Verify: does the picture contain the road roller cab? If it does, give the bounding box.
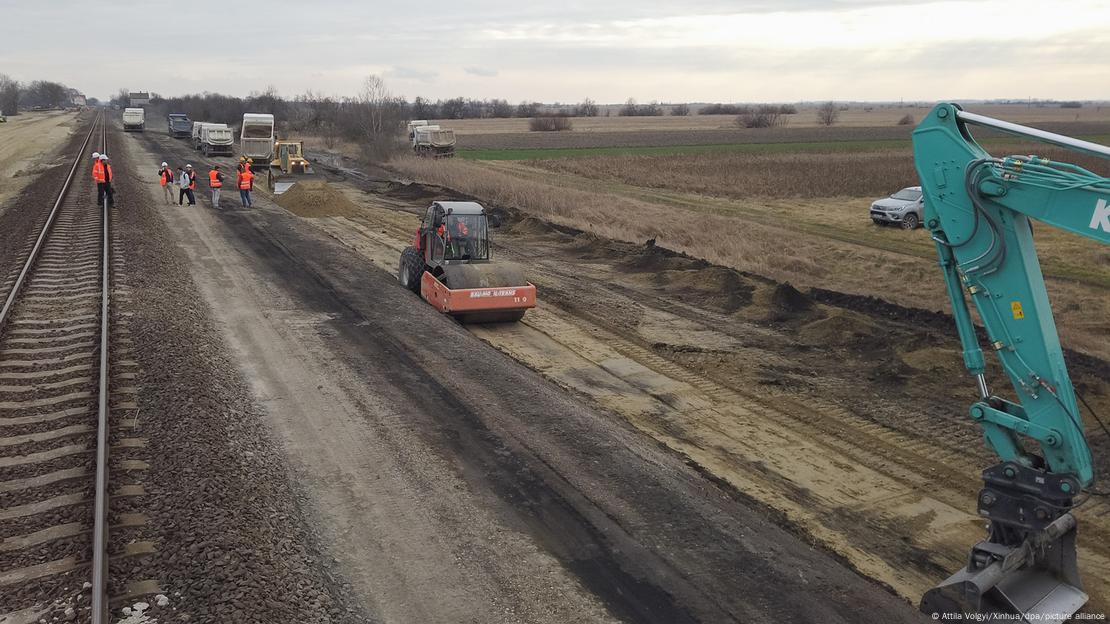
[398,201,535,323]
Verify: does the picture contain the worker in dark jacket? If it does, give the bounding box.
[178,166,196,205]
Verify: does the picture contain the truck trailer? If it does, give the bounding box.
[199,123,234,156]
[240,113,275,164]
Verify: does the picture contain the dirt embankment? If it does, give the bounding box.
[0,111,81,210]
[303,173,1110,610]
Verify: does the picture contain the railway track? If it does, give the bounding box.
[0,112,119,624]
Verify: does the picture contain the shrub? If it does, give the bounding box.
[671,103,690,116]
[817,101,839,126]
[529,115,573,131]
[1060,101,1083,109]
[897,114,915,126]
[736,105,786,128]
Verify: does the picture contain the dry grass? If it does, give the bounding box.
[530,142,1109,200]
[390,154,1110,360]
[535,149,916,199]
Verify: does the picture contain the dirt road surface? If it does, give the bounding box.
[127,122,928,622]
[0,111,80,211]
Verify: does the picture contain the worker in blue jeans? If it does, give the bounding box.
[237,167,254,207]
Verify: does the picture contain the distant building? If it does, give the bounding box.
[71,94,87,107]
[129,92,150,107]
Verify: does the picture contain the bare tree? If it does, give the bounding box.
[816,101,839,126]
[0,74,19,116]
[575,98,599,117]
[671,103,690,116]
[353,75,407,160]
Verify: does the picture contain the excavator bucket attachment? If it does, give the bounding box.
[921,514,1086,623]
[421,263,535,323]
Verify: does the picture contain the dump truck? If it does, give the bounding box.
[412,125,456,158]
[122,108,145,132]
[240,113,275,165]
[407,120,428,140]
[198,123,234,156]
[266,140,316,194]
[398,201,535,323]
[168,113,191,138]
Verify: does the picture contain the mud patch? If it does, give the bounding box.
[274,181,360,218]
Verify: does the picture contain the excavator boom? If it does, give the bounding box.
[913,104,1108,621]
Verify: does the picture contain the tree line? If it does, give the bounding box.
[0,74,87,116]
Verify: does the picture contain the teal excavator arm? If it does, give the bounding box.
[913,104,1110,621]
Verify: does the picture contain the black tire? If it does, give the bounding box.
[901,213,920,230]
[872,219,883,226]
[397,246,424,292]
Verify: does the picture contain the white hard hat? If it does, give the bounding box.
[99,154,109,161]
[186,164,193,169]
[91,151,100,159]
[161,161,168,167]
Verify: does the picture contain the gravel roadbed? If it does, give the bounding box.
[107,125,370,623]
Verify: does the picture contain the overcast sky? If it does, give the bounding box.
[1,0,1107,103]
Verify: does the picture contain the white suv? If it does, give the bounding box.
[870,186,924,229]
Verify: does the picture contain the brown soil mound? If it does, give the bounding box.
[663,266,754,314]
[771,283,814,314]
[508,216,554,236]
[624,241,708,273]
[797,312,882,348]
[383,180,442,202]
[274,181,359,218]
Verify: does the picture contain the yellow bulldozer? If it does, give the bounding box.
[266,139,316,194]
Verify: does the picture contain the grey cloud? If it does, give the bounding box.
[384,67,439,82]
[465,67,499,77]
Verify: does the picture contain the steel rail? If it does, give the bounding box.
[91,116,111,624]
[0,111,103,333]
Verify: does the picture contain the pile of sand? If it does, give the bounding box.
[273,181,360,218]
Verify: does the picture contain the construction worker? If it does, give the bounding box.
[91,151,104,204]
[237,165,254,207]
[178,165,196,205]
[157,162,174,205]
[446,217,474,258]
[208,165,224,209]
[96,154,114,207]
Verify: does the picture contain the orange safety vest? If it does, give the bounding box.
[187,171,197,190]
[238,170,254,190]
[92,161,104,183]
[208,170,222,188]
[159,168,172,186]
